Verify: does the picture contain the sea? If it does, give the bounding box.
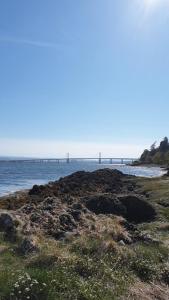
[0,159,165,196]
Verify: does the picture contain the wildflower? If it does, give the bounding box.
[25,273,31,280]
[25,287,30,292]
[42,283,47,287]
[51,279,56,283]
[33,279,38,284]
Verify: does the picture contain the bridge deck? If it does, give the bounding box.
[0,157,138,163]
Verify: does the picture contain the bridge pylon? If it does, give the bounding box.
[66,153,70,163]
[99,152,102,164]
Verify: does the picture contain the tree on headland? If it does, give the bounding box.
[159,137,169,152]
[139,137,169,165]
[140,149,150,163]
[150,142,157,156]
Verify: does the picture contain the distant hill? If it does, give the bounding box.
[138,137,169,165]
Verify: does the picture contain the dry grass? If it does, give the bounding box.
[124,281,169,300]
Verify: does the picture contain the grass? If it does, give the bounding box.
[0,230,133,299]
[0,231,169,299]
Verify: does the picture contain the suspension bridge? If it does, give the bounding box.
[0,153,138,164]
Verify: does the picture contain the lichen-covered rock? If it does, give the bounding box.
[59,213,77,231]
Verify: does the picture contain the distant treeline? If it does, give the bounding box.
[139,137,169,165]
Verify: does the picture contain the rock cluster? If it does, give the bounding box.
[0,169,157,248]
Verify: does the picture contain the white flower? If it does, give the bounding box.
[25,273,31,280]
[33,279,38,284]
[25,287,30,292]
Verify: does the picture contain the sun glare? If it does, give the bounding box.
[144,0,161,9]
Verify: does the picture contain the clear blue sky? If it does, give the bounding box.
[0,0,169,157]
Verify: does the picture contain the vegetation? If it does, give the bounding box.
[139,137,169,165]
[1,171,169,298]
[0,230,169,300]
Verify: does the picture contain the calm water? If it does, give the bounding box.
[0,160,165,196]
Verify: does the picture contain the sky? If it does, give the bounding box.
[0,0,169,158]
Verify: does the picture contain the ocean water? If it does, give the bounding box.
[0,160,165,196]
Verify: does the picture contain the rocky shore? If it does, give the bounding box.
[0,169,169,299]
[0,169,156,249]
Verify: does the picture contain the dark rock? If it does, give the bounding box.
[127,185,134,192]
[29,184,46,196]
[84,194,127,216]
[119,219,137,231]
[29,185,41,195]
[0,213,14,231]
[54,169,124,197]
[70,209,81,221]
[19,237,38,255]
[0,213,17,242]
[72,203,83,210]
[51,230,66,240]
[84,194,156,224]
[119,195,156,223]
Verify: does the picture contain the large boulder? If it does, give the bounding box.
[84,195,127,216]
[119,196,156,223]
[83,194,156,223]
